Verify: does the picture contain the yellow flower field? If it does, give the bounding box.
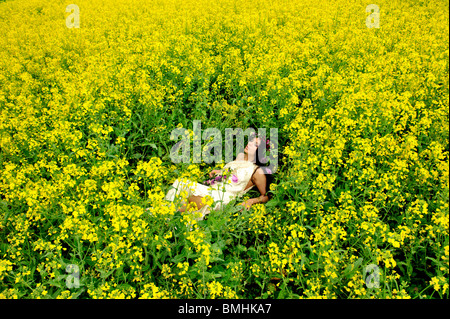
[0,0,448,299]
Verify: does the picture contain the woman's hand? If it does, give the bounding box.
[209,169,221,178]
[239,198,256,210]
[238,195,269,211]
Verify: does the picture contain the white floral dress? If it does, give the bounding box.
[164,160,259,220]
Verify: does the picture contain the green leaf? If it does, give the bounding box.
[277,289,287,299]
[204,272,222,280]
[353,257,364,269]
[48,279,64,289]
[141,142,157,149]
[71,288,86,298]
[265,200,279,207]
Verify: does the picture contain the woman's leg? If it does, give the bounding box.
[189,195,207,211]
[165,179,192,212]
[178,201,187,212]
[179,195,207,212]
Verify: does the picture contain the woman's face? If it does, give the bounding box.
[244,137,261,155]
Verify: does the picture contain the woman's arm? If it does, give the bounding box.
[209,169,222,177]
[241,167,269,209]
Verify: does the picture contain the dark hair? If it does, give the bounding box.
[254,141,275,200]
